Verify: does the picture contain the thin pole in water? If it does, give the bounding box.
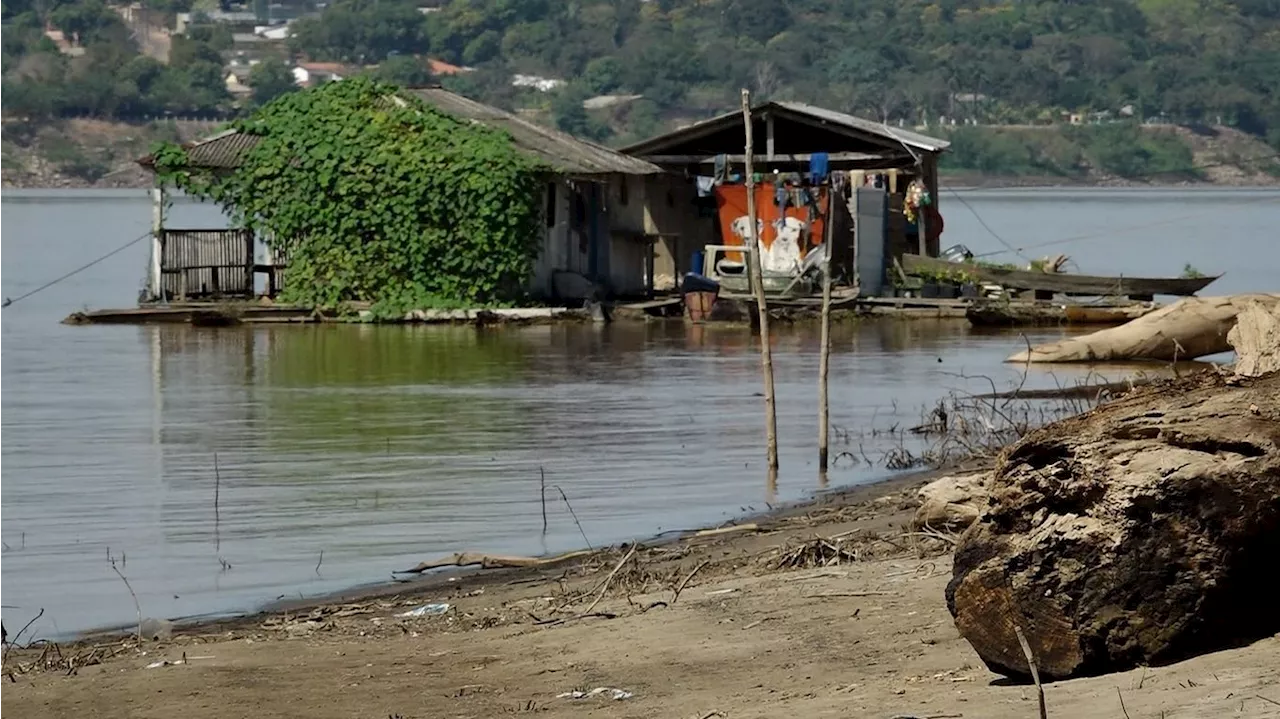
[740,89,779,472]
[818,184,835,473]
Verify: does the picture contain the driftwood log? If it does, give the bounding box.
[947,371,1280,679]
[396,550,596,575]
[1007,294,1280,363]
[1228,302,1280,377]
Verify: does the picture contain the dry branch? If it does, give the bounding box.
[396,550,596,575]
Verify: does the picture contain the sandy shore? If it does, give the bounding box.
[4,458,1279,719]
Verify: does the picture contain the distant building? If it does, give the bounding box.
[583,94,642,110]
[41,29,86,57]
[512,74,565,92]
[225,67,254,96]
[292,62,361,87]
[427,58,472,76]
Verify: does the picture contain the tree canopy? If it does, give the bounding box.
[2,0,1278,150]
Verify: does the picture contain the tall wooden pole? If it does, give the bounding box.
[817,185,835,472]
[150,185,165,302]
[741,89,778,472]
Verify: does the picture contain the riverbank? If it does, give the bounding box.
[5,446,1279,718]
[4,118,1279,189]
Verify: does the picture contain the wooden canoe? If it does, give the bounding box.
[902,254,1219,298]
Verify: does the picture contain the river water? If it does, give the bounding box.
[2,187,1276,638]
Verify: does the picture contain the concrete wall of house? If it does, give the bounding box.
[643,174,715,290]
[605,174,651,297]
[531,179,592,300]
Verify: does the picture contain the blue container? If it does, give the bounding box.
[690,250,705,276]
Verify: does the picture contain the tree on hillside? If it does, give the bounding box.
[289,0,429,63]
[373,54,434,87]
[249,58,298,106]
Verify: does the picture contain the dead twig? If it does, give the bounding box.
[539,467,548,536]
[396,549,595,575]
[541,545,637,627]
[804,591,891,598]
[1,609,43,666]
[1014,626,1047,719]
[671,560,710,604]
[692,523,760,539]
[1116,687,1131,719]
[554,485,592,551]
[533,611,617,626]
[109,560,142,642]
[1256,695,1280,707]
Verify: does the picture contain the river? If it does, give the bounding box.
[2,187,1276,638]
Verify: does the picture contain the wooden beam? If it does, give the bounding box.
[766,113,775,160]
[641,152,906,165]
[150,186,165,302]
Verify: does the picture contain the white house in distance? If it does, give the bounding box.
[291,62,357,87]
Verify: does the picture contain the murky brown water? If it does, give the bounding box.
[3,188,1275,638]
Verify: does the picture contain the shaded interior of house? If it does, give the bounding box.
[135,91,950,310]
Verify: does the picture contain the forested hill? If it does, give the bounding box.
[292,0,1280,147]
[3,0,1279,186]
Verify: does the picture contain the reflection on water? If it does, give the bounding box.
[3,319,1114,637]
[5,186,1276,638]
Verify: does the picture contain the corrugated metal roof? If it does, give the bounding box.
[621,101,950,157]
[771,101,950,153]
[408,88,661,175]
[137,89,661,176]
[137,128,261,169]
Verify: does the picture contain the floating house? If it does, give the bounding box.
[620,102,951,297]
[135,87,667,304]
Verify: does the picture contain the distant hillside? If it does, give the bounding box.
[4,117,1276,189]
[311,0,1280,150]
[0,118,221,188]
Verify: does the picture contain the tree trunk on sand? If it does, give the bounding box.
[1228,302,1280,377]
[947,371,1280,680]
[1007,294,1280,363]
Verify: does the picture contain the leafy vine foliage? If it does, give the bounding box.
[152,78,546,314]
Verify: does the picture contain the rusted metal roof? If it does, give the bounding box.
[622,101,950,158]
[408,88,661,175]
[772,101,950,153]
[137,89,661,177]
[137,129,260,170]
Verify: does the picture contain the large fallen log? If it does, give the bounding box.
[946,371,1280,680]
[1007,294,1280,363]
[1227,302,1280,377]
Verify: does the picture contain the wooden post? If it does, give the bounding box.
[765,113,775,160]
[917,174,929,257]
[817,184,835,472]
[150,186,165,302]
[741,89,779,472]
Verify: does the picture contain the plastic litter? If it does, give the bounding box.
[140,617,173,641]
[556,687,633,701]
[397,603,450,618]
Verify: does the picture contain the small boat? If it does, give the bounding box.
[680,273,721,323]
[902,254,1219,299]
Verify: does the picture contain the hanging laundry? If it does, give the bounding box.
[809,152,830,183]
[774,182,791,212]
[713,154,729,184]
[696,176,715,198]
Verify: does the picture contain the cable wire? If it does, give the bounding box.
[2,231,153,309]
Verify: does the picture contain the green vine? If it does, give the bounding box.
[151,78,547,317]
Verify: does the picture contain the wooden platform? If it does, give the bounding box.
[63,303,327,325]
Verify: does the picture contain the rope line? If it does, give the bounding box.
[2,232,152,309]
